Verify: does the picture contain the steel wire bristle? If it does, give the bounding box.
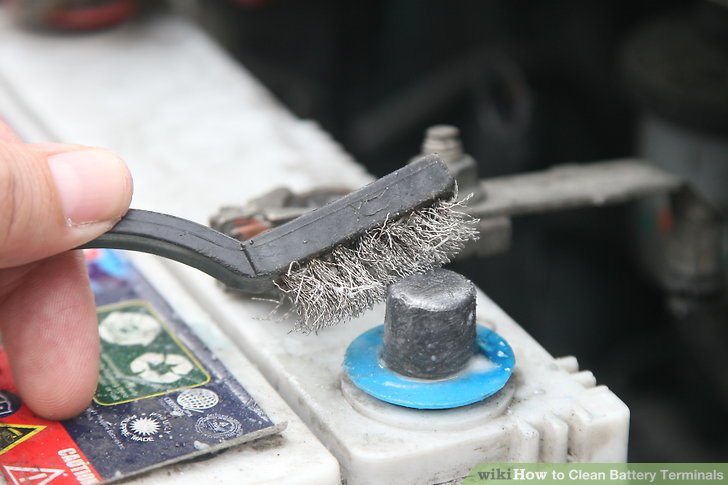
[275,195,479,333]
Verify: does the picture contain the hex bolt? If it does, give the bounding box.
[418,125,482,201]
[422,125,464,165]
[382,268,477,379]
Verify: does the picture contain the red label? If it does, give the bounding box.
[0,350,102,485]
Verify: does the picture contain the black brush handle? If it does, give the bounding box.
[243,155,455,276]
[80,209,268,292]
[81,156,454,294]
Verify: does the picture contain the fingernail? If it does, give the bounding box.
[48,149,133,226]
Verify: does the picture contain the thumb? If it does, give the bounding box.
[0,143,133,268]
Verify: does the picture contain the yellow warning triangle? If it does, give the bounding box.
[0,423,45,455]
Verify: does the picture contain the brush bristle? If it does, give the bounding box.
[274,195,479,333]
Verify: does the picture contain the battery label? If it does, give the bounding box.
[0,249,282,484]
[96,300,210,405]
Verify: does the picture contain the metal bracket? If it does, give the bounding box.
[470,159,682,218]
[465,159,683,257]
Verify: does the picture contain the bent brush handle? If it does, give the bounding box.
[79,209,267,293]
[80,155,455,295]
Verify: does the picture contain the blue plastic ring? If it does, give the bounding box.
[343,324,515,410]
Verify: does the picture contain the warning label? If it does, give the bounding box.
[57,449,99,485]
[0,424,44,455]
[3,465,65,485]
[0,349,102,485]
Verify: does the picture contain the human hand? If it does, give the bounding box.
[0,120,133,419]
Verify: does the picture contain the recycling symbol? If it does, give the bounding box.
[130,352,194,384]
[99,310,161,346]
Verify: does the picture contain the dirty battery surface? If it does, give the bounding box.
[0,249,282,484]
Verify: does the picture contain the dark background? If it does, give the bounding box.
[189,0,725,461]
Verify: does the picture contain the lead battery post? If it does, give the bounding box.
[344,268,515,410]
